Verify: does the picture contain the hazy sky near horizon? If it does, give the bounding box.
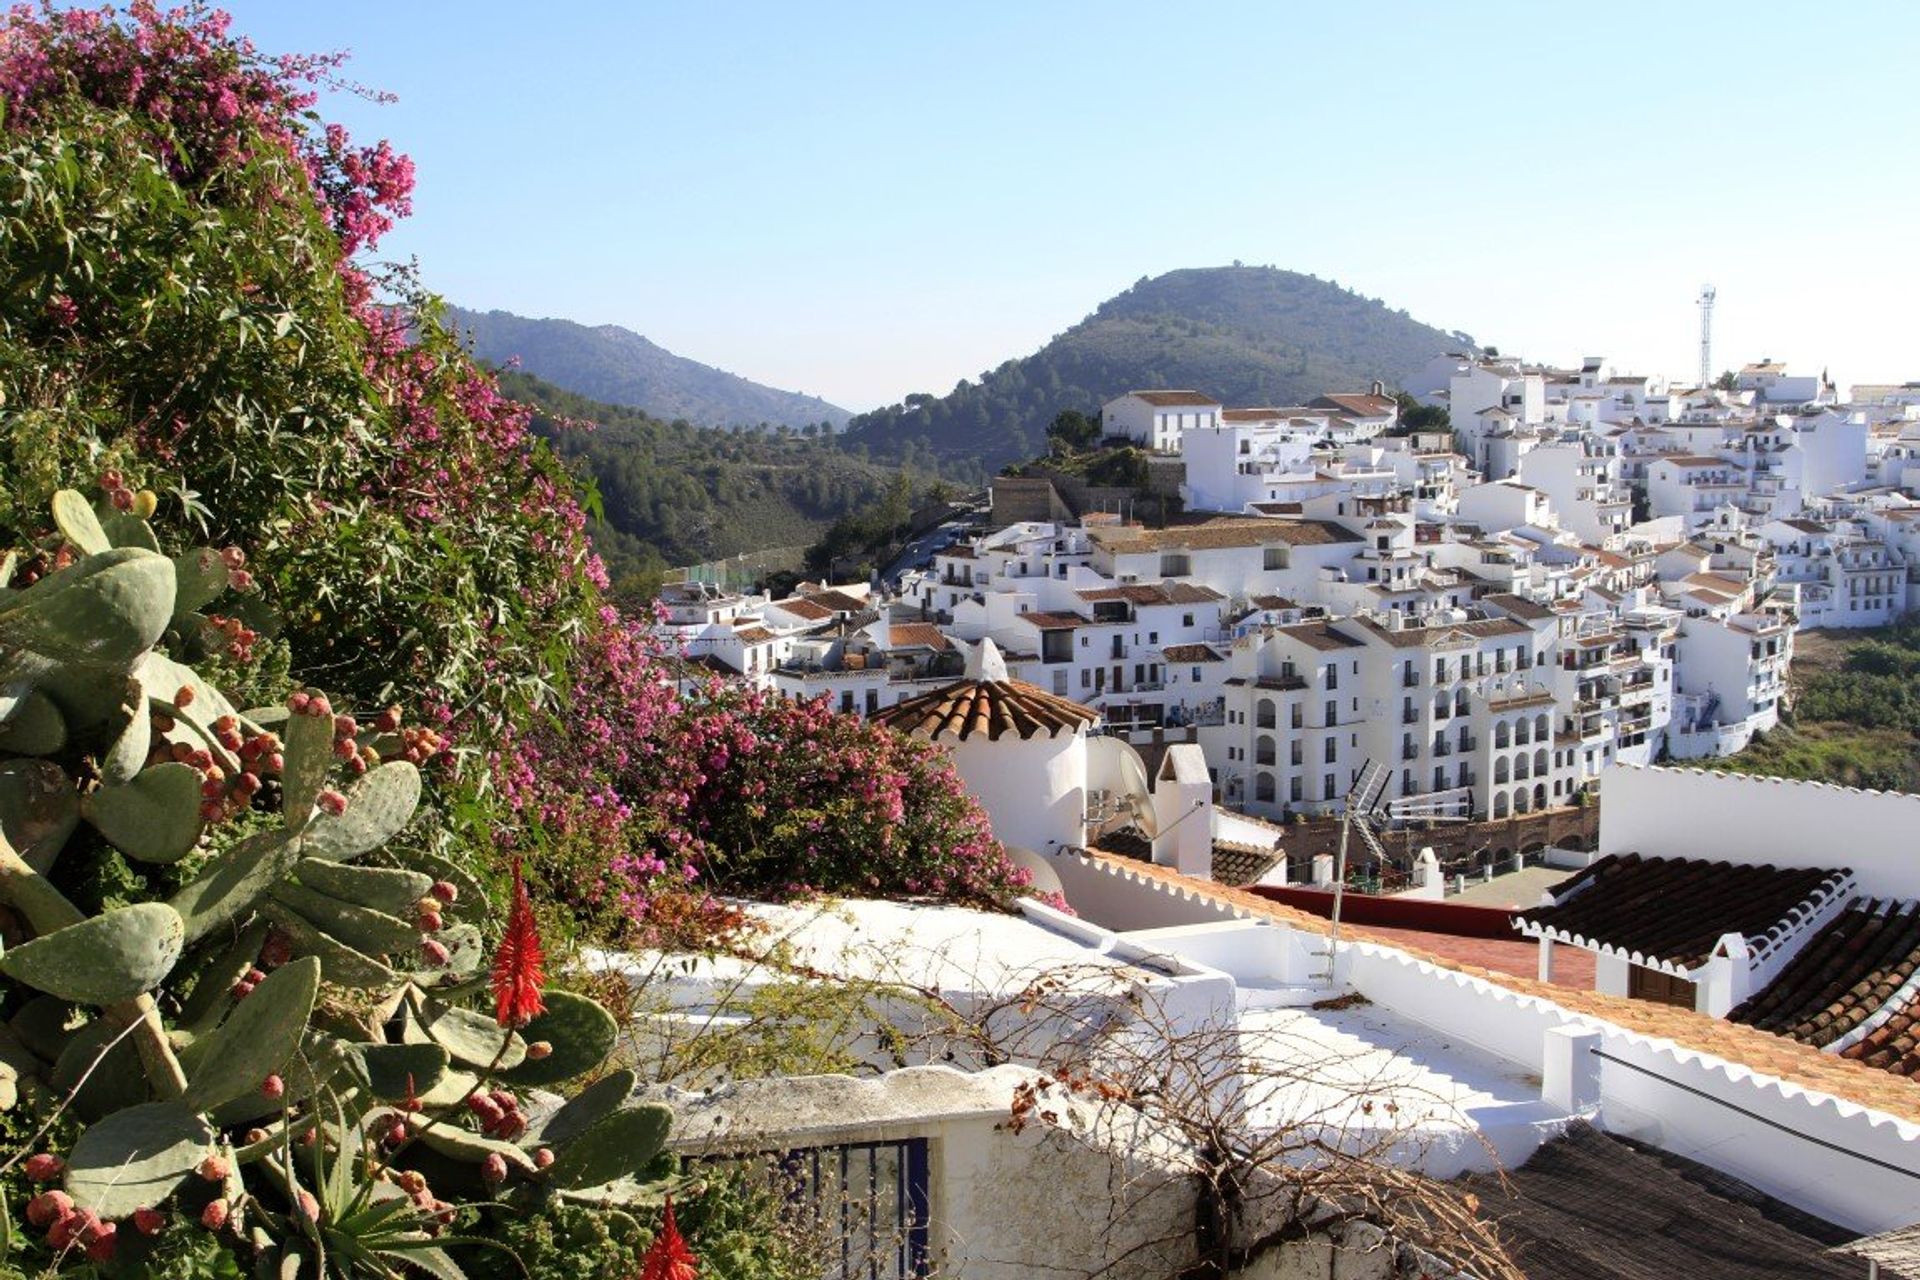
[224,2,1918,412]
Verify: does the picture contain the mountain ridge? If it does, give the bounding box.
[839,265,1475,480]
[447,305,851,431]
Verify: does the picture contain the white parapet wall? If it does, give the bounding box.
[1600,764,1920,899]
[1338,933,1920,1233]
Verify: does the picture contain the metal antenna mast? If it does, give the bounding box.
[1698,284,1717,389]
[1321,770,1473,983]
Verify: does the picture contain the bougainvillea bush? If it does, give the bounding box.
[0,0,1033,925]
[494,623,1032,940]
[0,0,604,742]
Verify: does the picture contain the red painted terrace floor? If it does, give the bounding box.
[1351,924,1597,991]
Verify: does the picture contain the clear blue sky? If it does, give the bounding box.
[223,1,1919,411]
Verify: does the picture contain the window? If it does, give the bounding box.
[1324,737,1338,764]
[1053,671,1069,696]
[1182,613,1194,628]
[1263,546,1289,571]
[1290,740,1303,766]
[1160,553,1191,576]
[1255,773,1275,803]
[1327,665,1339,690]
[1256,736,1276,766]
[1191,666,1202,681]
[1080,670,1091,689]
[1256,699,1276,729]
[1149,631,1159,644]
[1291,704,1304,730]
[1324,700,1336,725]
[840,692,855,714]
[1290,777,1303,802]
[1324,774,1337,801]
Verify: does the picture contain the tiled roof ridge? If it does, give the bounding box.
[1072,850,1920,1125]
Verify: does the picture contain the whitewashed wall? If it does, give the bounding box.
[1600,764,1920,899]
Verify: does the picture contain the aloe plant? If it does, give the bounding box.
[0,491,676,1275]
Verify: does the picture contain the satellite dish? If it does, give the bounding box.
[1087,734,1152,798]
[1085,735,1159,840]
[1002,845,1065,898]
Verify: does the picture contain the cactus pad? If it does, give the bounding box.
[64,1101,216,1218]
[84,761,205,863]
[181,957,320,1113]
[0,902,184,1004]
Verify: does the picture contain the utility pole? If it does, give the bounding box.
[1698,284,1717,389]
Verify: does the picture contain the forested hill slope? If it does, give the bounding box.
[840,265,1474,479]
[450,306,851,430]
[498,372,895,593]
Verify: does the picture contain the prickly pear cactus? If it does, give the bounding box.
[0,488,669,1274]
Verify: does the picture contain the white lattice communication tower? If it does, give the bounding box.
[1698,284,1716,389]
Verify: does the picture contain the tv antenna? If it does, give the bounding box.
[1321,763,1473,982]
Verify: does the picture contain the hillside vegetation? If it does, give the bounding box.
[1720,621,1920,792]
[840,265,1474,479]
[449,305,851,430]
[499,372,896,592]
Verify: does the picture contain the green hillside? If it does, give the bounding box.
[499,372,896,595]
[452,306,851,430]
[841,265,1474,479]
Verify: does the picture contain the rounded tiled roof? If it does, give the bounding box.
[873,677,1098,743]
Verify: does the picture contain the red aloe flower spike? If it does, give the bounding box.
[638,1195,698,1280]
[491,859,546,1028]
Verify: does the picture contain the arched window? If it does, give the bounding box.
[1494,721,1511,749]
[1514,718,1530,746]
[1493,792,1510,818]
[1454,689,1471,716]
[1256,698,1276,729]
[1534,748,1549,777]
[1515,787,1533,814]
[1534,783,1548,811]
[1256,735,1276,766]
[1255,772,1275,803]
[1494,757,1510,784]
[1515,755,1531,781]
[1534,713,1551,741]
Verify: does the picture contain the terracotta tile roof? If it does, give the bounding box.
[733,626,778,644]
[1127,390,1220,407]
[1731,898,1920,1049]
[1274,620,1365,652]
[872,678,1098,742]
[1159,644,1222,663]
[1310,392,1398,417]
[772,597,834,620]
[1845,989,1920,1078]
[1075,582,1224,606]
[1517,853,1851,971]
[1209,841,1282,887]
[1351,614,1534,649]
[1080,850,1920,1123]
[1091,518,1361,553]
[801,589,868,613]
[1015,611,1086,631]
[887,623,951,652]
[1482,592,1556,622]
